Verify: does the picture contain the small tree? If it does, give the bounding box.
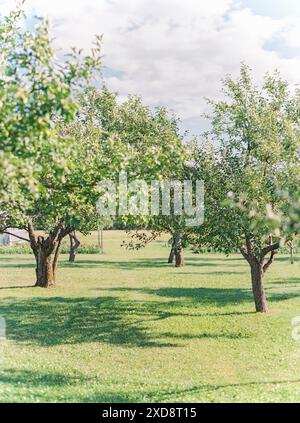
[192,65,300,312]
[122,216,188,267]
[68,231,81,262]
[95,88,188,266]
[0,7,101,215]
[0,7,106,287]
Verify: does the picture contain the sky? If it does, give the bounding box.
[1,0,300,135]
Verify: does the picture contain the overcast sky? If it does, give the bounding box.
[1,0,300,135]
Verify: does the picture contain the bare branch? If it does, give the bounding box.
[260,242,280,258]
[2,231,30,243]
[263,249,277,273]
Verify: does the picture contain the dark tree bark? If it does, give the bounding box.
[28,222,72,288]
[250,261,268,313]
[174,233,184,267]
[35,249,55,288]
[240,236,279,313]
[168,239,175,263]
[287,241,294,264]
[69,231,80,262]
[53,238,63,282]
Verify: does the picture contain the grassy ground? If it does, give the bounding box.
[0,230,300,403]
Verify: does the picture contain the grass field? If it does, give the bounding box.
[0,230,300,403]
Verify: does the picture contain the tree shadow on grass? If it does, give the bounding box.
[3,367,300,403]
[58,255,248,270]
[1,279,298,349]
[176,271,246,276]
[91,285,300,308]
[90,286,254,305]
[274,256,298,263]
[0,286,263,348]
[149,378,300,402]
[61,259,171,269]
[59,258,226,270]
[160,331,250,340]
[0,285,35,290]
[270,277,300,285]
[78,377,300,402]
[0,254,247,271]
[186,255,244,261]
[148,287,254,305]
[1,368,93,388]
[155,286,300,305]
[1,296,181,348]
[1,368,138,403]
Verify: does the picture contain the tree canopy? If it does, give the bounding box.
[190,65,300,311]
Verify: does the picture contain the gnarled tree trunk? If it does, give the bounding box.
[69,231,80,262]
[28,222,72,288]
[240,236,279,313]
[35,249,55,288]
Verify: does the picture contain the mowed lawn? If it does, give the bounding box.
[0,231,300,403]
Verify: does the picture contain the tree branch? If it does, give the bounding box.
[27,222,38,250]
[263,249,277,273]
[53,238,63,274]
[239,245,250,262]
[260,242,280,258]
[2,231,30,243]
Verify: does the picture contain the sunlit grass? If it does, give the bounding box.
[0,231,300,402]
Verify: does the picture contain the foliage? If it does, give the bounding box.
[192,65,300,256]
[0,7,101,228]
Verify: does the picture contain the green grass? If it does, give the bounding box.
[0,230,300,403]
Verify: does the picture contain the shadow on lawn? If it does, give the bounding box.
[153,286,300,304]
[3,367,300,403]
[146,378,300,402]
[1,295,181,348]
[176,271,246,276]
[0,287,262,348]
[1,368,92,387]
[58,258,227,269]
[1,368,136,402]
[0,254,247,271]
[270,277,300,285]
[0,285,34,289]
[91,285,300,305]
[2,285,297,349]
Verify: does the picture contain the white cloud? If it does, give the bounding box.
[1,0,300,131]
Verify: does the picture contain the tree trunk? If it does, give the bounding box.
[250,261,268,313]
[287,241,294,264]
[35,251,55,288]
[174,233,184,267]
[168,240,175,263]
[27,222,73,288]
[52,238,62,283]
[69,231,80,262]
[240,237,279,313]
[175,249,184,267]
